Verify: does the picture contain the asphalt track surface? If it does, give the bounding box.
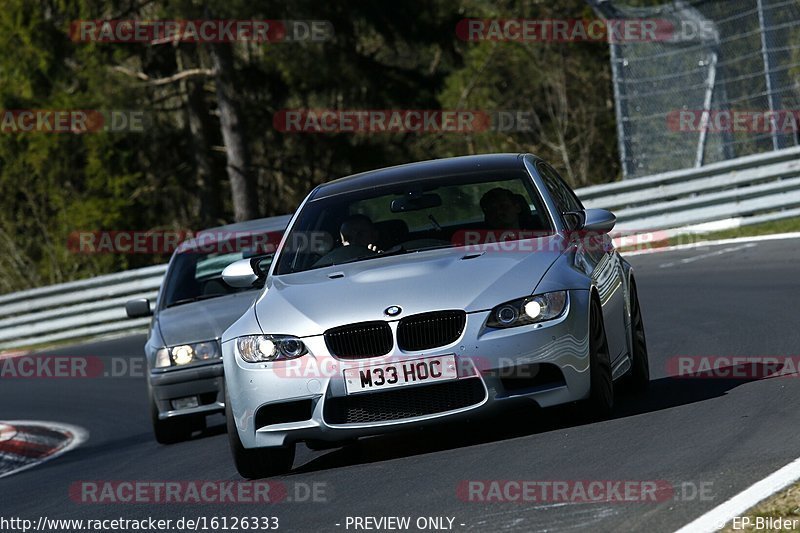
[2,238,800,532]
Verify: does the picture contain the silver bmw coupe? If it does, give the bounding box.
[221,154,649,478]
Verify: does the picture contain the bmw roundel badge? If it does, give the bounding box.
[384,305,402,317]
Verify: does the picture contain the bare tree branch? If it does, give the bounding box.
[110,66,215,86]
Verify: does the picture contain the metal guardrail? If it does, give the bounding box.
[577,146,800,233]
[2,146,799,350]
[0,264,165,350]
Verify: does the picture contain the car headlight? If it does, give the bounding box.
[236,335,308,363]
[487,291,568,328]
[154,340,221,368]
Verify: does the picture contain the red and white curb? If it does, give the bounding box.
[0,420,88,479]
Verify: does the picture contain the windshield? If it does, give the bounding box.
[274,170,553,275]
[160,243,277,309]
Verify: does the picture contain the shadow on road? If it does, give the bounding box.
[290,362,775,475]
[612,363,781,418]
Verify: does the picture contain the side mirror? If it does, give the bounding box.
[222,258,261,288]
[581,209,616,234]
[125,298,152,318]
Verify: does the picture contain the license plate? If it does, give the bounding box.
[343,355,458,394]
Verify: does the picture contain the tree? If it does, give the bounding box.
[0,0,621,292]
[210,42,258,221]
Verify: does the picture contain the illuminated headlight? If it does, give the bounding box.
[154,340,221,368]
[487,291,568,328]
[172,345,194,365]
[236,335,308,363]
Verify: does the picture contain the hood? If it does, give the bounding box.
[156,290,260,346]
[255,236,567,337]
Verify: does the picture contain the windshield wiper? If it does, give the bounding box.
[165,294,223,308]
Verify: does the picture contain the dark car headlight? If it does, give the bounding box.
[236,335,308,363]
[155,340,221,368]
[487,291,568,328]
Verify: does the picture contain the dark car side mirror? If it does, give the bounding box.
[581,208,616,234]
[125,298,152,318]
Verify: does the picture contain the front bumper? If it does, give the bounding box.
[224,289,591,448]
[149,362,225,420]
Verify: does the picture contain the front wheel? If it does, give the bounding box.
[226,391,295,479]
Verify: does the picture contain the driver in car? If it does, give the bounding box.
[480,187,524,230]
[340,214,382,253]
[313,214,383,267]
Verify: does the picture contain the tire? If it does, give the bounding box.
[226,391,295,479]
[585,296,614,419]
[150,394,193,444]
[625,278,650,393]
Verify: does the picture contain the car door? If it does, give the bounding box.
[536,162,628,367]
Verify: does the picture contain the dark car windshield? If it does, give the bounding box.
[160,243,276,309]
[274,170,553,275]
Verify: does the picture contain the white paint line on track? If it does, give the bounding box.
[675,455,800,533]
[0,420,88,480]
[659,243,758,269]
[623,231,800,257]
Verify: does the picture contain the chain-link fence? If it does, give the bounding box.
[591,0,800,179]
